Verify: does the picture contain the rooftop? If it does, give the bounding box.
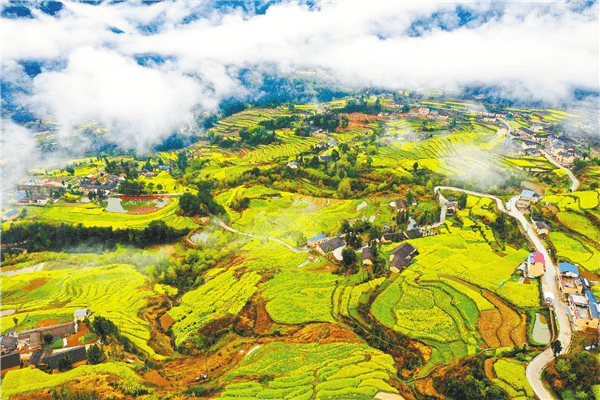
[308,234,326,242]
[559,262,579,276]
[318,237,345,253]
[520,190,538,199]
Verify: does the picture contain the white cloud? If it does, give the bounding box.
[1,0,598,170]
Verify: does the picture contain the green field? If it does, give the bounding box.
[1,264,159,357]
[168,267,262,346]
[23,196,198,230]
[492,359,535,399]
[1,362,140,400]
[556,211,600,245]
[383,231,537,308]
[219,342,398,400]
[548,232,600,272]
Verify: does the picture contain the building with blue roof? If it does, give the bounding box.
[307,234,328,248]
[2,209,19,220]
[559,262,579,276]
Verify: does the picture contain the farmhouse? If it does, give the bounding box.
[556,152,575,164]
[568,290,600,332]
[286,161,299,169]
[17,322,75,349]
[327,140,338,148]
[318,155,333,162]
[389,243,417,273]
[482,116,496,122]
[2,209,20,221]
[526,252,545,278]
[74,309,91,322]
[0,335,18,354]
[317,237,345,255]
[446,201,458,216]
[396,198,408,211]
[47,345,87,372]
[381,233,403,243]
[362,247,374,266]
[533,220,552,238]
[158,165,171,171]
[0,353,21,377]
[307,234,327,248]
[550,142,567,156]
[517,190,539,209]
[558,262,584,296]
[520,140,538,151]
[516,127,535,137]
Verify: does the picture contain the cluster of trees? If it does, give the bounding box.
[147,244,233,290]
[308,113,346,132]
[2,220,189,254]
[336,98,384,115]
[239,127,277,146]
[438,354,508,400]
[546,351,600,400]
[118,179,146,196]
[340,219,372,234]
[258,115,299,130]
[179,186,227,217]
[340,248,359,274]
[491,213,525,246]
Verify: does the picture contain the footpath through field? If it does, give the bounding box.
[434,185,572,400]
[217,221,307,253]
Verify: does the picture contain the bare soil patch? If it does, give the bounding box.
[36,318,60,328]
[144,370,171,386]
[22,277,50,292]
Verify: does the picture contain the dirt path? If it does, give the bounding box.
[1,262,45,276]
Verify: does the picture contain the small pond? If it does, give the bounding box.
[100,197,167,213]
[532,313,551,344]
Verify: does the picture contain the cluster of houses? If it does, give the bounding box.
[558,263,599,332]
[407,107,449,122]
[514,128,584,164]
[0,309,91,377]
[306,231,419,274]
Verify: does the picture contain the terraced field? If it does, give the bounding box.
[218,342,400,400]
[209,108,292,137]
[0,264,158,357]
[168,267,263,346]
[1,362,141,400]
[383,231,537,308]
[25,196,198,230]
[491,359,535,400]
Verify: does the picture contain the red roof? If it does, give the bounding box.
[533,252,545,264]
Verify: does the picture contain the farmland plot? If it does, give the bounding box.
[1,264,158,357]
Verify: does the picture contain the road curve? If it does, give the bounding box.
[218,221,307,253]
[540,150,580,192]
[435,187,572,399]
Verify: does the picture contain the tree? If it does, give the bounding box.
[413,162,419,172]
[458,193,468,209]
[341,248,357,272]
[43,333,54,344]
[58,352,72,372]
[157,183,163,191]
[86,344,104,365]
[92,316,117,343]
[337,178,352,199]
[551,339,562,359]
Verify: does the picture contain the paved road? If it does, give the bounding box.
[540,150,580,192]
[218,221,306,253]
[435,186,572,399]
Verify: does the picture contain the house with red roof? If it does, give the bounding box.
[526,252,545,278]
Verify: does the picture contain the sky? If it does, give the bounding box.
[1,0,599,186]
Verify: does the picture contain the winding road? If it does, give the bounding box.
[218,221,307,253]
[435,169,578,400]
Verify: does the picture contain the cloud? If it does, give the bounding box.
[1,0,598,173]
[26,46,213,151]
